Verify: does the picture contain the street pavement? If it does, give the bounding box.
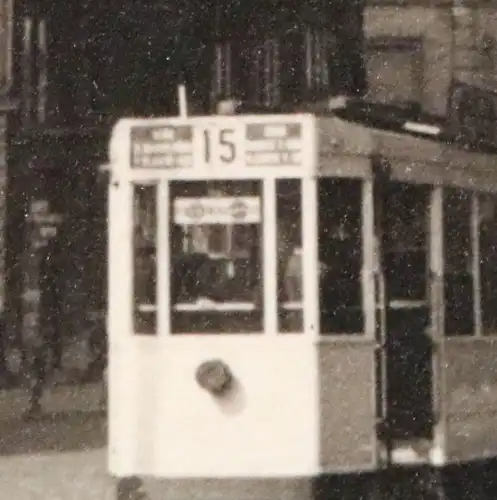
[0,382,114,499]
[0,448,113,500]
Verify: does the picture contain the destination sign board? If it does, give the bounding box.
[130,125,193,168]
[245,122,302,167]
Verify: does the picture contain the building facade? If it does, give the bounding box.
[363,0,497,117]
[0,0,496,384]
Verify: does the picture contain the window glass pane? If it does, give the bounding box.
[383,184,428,303]
[133,183,157,335]
[479,193,497,335]
[276,179,303,333]
[318,179,363,334]
[443,189,474,336]
[170,180,263,334]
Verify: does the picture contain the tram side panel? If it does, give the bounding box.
[444,340,497,463]
[318,341,378,471]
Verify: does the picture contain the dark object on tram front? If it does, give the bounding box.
[195,359,233,396]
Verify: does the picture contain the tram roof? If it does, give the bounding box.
[316,100,497,191]
[318,114,496,166]
[110,99,497,190]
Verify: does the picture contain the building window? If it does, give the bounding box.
[365,37,422,108]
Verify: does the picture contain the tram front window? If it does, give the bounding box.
[318,179,363,335]
[169,180,263,334]
[276,179,303,332]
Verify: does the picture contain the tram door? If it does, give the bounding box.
[376,182,435,446]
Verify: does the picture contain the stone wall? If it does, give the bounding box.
[364,1,497,115]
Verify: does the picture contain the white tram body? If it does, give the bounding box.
[108,114,321,481]
[107,111,497,499]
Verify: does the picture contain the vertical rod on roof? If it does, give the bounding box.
[178,84,187,117]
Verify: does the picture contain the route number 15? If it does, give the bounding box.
[203,128,237,165]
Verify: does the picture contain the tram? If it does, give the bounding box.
[107,101,497,499]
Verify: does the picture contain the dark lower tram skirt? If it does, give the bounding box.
[114,459,497,500]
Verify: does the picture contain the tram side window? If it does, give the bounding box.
[169,180,263,334]
[318,179,363,335]
[479,193,497,335]
[276,179,303,333]
[443,189,474,336]
[133,184,157,335]
[383,183,428,303]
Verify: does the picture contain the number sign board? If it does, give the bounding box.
[129,117,305,169]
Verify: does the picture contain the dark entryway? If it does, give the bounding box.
[5,128,108,385]
[376,182,435,442]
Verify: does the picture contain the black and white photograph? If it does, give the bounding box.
[1,0,497,498]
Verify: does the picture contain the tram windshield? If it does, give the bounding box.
[169,180,263,334]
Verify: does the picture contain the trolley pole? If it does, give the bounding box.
[178,84,188,118]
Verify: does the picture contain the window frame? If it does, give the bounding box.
[441,188,482,338]
[167,179,265,335]
[476,192,497,337]
[151,176,321,337]
[132,181,158,336]
[275,178,304,333]
[316,177,368,337]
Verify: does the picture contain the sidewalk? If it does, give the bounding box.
[0,382,106,421]
[0,400,112,499]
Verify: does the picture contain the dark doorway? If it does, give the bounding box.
[378,182,434,441]
[6,129,108,385]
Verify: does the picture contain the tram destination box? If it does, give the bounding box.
[127,117,308,170]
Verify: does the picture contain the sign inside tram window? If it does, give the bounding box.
[174,196,261,225]
[130,124,193,168]
[245,122,302,167]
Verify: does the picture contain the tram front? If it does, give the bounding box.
[107,114,321,497]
